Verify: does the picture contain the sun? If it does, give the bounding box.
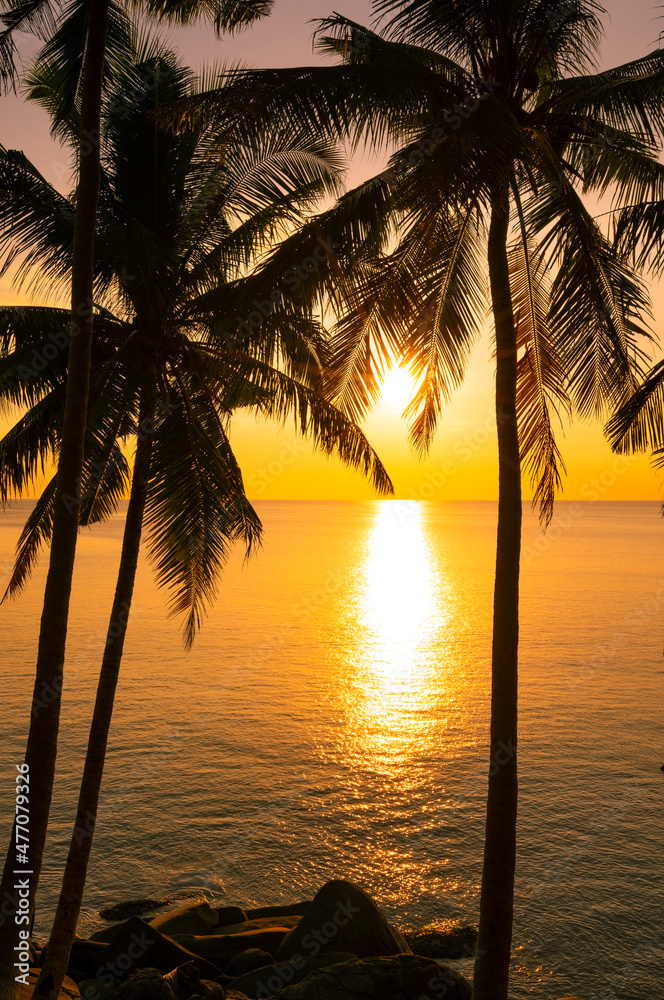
[379,364,418,413]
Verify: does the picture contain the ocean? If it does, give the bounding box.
[0,500,662,999]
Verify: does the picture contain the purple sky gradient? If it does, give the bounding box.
[2,0,663,191]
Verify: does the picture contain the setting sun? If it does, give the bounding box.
[379,364,419,414]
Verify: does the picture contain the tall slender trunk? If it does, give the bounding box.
[0,8,109,994]
[472,184,521,1000]
[35,426,151,1000]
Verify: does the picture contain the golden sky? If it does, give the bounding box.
[2,0,664,501]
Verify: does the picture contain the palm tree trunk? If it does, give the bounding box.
[0,5,109,998]
[472,184,521,1000]
[35,426,150,1000]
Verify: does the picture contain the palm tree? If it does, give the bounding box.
[188,3,664,994]
[0,2,275,994]
[0,37,391,1000]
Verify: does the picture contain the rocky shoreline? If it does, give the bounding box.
[24,880,580,1000]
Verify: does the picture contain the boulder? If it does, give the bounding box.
[216,908,247,927]
[112,968,229,1000]
[151,902,219,938]
[212,918,300,937]
[173,929,290,970]
[229,953,356,999]
[29,942,43,966]
[63,941,110,979]
[245,904,311,921]
[116,968,175,1000]
[78,979,117,1000]
[224,950,274,978]
[404,922,477,959]
[78,917,220,988]
[276,881,410,963]
[163,960,223,1000]
[274,955,471,1000]
[90,926,123,944]
[100,901,171,922]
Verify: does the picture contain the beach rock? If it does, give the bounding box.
[245,904,311,921]
[90,926,125,944]
[211,918,300,937]
[29,942,43,966]
[273,955,471,1000]
[163,960,222,1000]
[151,902,219,938]
[276,880,410,963]
[229,953,356,998]
[77,979,117,1000]
[215,908,247,927]
[19,971,80,1000]
[404,922,478,959]
[224,950,274,978]
[173,930,290,969]
[100,901,171,922]
[116,969,175,1000]
[63,940,110,979]
[83,917,220,986]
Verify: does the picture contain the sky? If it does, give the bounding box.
[2,0,664,501]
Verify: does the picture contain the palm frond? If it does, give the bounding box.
[614,199,664,276]
[510,192,570,524]
[0,145,75,296]
[403,201,487,453]
[527,158,652,417]
[0,0,59,91]
[143,375,261,649]
[199,348,394,496]
[2,439,129,599]
[606,359,664,456]
[139,0,274,32]
[540,48,664,143]
[2,474,57,599]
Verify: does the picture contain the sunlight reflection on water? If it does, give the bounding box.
[331,501,469,778]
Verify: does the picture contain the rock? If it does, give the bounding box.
[212,919,300,938]
[18,971,80,1000]
[215,908,247,927]
[78,979,118,1000]
[224,951,274,978]
[276,880,410,964]
[75,917,220,988]
[30,942,44,966]
[173,930,289,970]
[229,953,356,999]
[64,940,111,979]
[163,961,221,1000]
[151,902,220,938]
[245,905,311,921]
[404,922,478,959]
[90,926,124,944]
[274,955,471,1000]
[100,901,171,922]
[116,969,175,1000]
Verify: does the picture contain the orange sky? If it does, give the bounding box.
[2,0,664,501]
